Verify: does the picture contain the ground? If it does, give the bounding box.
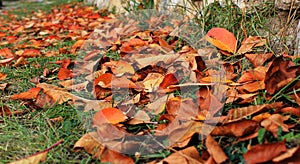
[0,0,300,163]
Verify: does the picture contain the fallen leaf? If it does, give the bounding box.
[264,56,299,95]
[245,53,273,68]
[128,110,151,125]
[243,140,287,164]
[211,119,258,137]
[73,132,105,158]
[279,107,300,116]
[205,28,237,55]
[10,87,41,100]
[159,73,179,89]
[57,68,72,80]
[37,83,77,104]
[161,146,204,164]
[225,102,283,123]
[10,139,63,164]
[0,72,7,80]
[109,60,135,75]
[261,114,290,137]
[21,49,41,58]
[206,135,229,163]
[273,146,300,163]
[93,107,127,125]
[135,54,179,68]
[237,36,267,54]
[0,48,14,58]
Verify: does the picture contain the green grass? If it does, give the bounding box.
[0,54,96,162]
[2,0,83,18]
[0,1,95,162]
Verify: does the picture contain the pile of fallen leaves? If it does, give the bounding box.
[1,2,300,164]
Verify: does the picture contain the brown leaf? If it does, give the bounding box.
[211,120,258,137]
[205,135,229,163]
[10,139,63,164]
[108,60,135,75]
[205,28,237,55]
[0,83,8,91]
[237,36,267,54]
[264,57,299,95]
[73,132,105,158]
[279,107,300,116]
[273,146,300,163]
[135,54,179,68]
[245,53,273,68]
[243,140,287,164]
[161,146,205,164]
[225,102,283,123]
[36,83,77,104]
[237,80,265,93]
[128,110,151,125]
[71,39,85,54]
[237,66,266,83]
[169,121,214,148]
[261,114,290,137]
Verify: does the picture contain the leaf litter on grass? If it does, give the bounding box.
[2,1,300,163]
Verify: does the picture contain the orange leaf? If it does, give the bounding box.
[205,28,237,55]
[57,68,72,80]
[0,72,7,80]
[94,73,113,88]
[101,148,134,164]
[0,32,5,37]
[71,40,85,54]
[0,48,14,58]
[21,49,41,58]
[243,140,287,164]
[93,107,127,125]
[10,87,41,100]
